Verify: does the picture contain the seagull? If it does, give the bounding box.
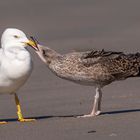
[33,40,140,118]
[0,28,38,124]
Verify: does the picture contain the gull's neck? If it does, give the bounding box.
[2,45,30,60]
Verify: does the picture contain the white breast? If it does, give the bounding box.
[0,49,33,94]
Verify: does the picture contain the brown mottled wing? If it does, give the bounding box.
[102,55,140,80]
[83,49,123,59]
[82,50,140,80]
[81,49,123,67]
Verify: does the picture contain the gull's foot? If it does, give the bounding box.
[95,110,101,116]
[0,121,7,124]
[19,118,36,122]
[77,114,96,118]
[77,111,101,118]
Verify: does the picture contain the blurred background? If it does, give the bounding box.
[1,0,140,139]
[1,0,140,53]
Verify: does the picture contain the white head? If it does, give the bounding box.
[1,28,38,50]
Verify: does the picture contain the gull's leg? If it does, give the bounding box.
[78,87,102,118]
[95,88,102,116]
[0,122,7,124]
[14,93,35,122]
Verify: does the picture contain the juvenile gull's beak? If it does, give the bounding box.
[25,37,39,51]
[35,44,47,63]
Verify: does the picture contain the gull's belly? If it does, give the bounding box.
[0,57,33,94]
[51,65,111,87]
[0,74,30,94]
[59,74,100,86]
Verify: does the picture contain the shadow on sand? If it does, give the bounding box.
[101,108,140,115]
[0,108,140,123]
[0,115,75,123]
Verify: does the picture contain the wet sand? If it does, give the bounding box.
[0,0,140,139]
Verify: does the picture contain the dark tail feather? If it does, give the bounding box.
[127,52,140,59]
[136,67,140,77]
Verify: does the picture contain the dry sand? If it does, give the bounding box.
[0,0,140,139]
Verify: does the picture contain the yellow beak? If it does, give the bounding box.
[26,40,39,51]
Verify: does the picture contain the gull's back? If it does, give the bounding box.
[49,50,140,87]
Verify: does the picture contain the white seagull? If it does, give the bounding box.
[0,28,38,124]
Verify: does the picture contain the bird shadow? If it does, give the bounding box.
[0,109,140,123]
[101,108,140,115]
[0,115,76,123]
[73,108,140,117]
[0,116,53,123]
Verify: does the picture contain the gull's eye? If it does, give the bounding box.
[14,35,20,39]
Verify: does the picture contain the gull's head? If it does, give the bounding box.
[1,28,38,50]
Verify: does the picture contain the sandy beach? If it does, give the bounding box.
[0,0,140,139]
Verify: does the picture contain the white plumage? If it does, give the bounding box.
[0,28,37,124]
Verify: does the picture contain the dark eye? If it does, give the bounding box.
[14,35,19,38]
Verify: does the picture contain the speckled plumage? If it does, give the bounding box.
[35,44,140,117]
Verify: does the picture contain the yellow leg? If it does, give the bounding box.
[0,121,7,124]
[14,94,35,122]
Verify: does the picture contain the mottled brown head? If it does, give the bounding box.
[31,37,61,64]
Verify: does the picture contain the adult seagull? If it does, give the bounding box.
[0,28,38,124]
[34,41,140,118]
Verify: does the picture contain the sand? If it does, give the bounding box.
[0,0,140,139]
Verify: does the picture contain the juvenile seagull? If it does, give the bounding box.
[0,28,38,124]
[34,41,140,118]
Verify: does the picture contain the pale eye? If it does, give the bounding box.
[14,35,20,39]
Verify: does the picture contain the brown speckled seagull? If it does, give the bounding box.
[33,39,140,117]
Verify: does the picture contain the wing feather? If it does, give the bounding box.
[81,49,140,80]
